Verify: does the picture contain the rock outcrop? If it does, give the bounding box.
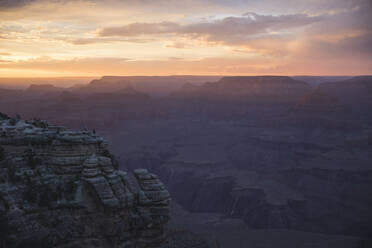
[0,116,170,248]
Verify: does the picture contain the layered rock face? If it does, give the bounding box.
[0,116,170,248]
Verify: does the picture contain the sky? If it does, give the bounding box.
[0,0,371,77]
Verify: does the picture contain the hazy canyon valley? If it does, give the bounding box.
[1,75,372,248]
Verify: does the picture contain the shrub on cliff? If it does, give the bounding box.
[0,112,9,120]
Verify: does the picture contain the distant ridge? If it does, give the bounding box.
[317,76,372,114]
[78,75,222,96]
[26,84,65,94]
[173,76,312,103]
[292,76,352,87]
[0,77,95,89]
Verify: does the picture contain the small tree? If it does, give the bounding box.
[0,112,9,120]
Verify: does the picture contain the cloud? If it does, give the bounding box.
[0,0,36,9]
[0,56,131,75]
[1,0,370,18]
[0,0,237,13]
[0,52,11,55]
[97,12,325,57]
[0,0,71,9]
[62,37,154,45]
[297,32,372,60]
[168,57,184,60]
[0,24,28,34]
[99,22,180,37]
[0,0,371,76]
[98,13,324,43]
[1,54,370,77]
[166,42,190,49]
[0,56,276,76]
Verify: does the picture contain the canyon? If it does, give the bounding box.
[0,75,371,247]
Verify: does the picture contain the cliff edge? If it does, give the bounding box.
[0,115,170,248]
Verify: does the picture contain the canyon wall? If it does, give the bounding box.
[0,115,171,248]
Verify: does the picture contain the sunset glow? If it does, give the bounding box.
[0,0,371,77]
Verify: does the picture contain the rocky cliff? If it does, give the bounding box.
[0,115,171,248]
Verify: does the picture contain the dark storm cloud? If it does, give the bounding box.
[0,0,72,9]
[0,0,36,8]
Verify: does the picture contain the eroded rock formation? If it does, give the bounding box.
[0,116,170,248]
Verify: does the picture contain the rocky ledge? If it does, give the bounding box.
[0,115,170,248]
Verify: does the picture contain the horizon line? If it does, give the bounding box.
[0,74,369,79]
